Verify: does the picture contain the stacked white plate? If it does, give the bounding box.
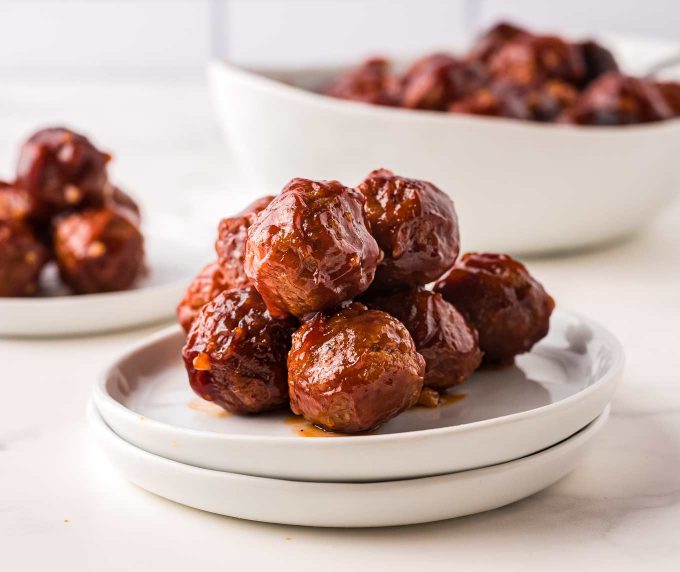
[90,308,623,527]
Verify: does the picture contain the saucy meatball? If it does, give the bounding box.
[435,253,554,365]
[449,84,532,120]
[400,54,487,111]
[364,288,481,389]
[16,127,111,214]
[577,40,619,87]
[468,22,531,64]
[0,182,44,223]
[358,169,459,292]
[53,208,144,294]
[0,221,48,297]
[562,72,673,125]
[526,80,579,122]
[325,58,398,106]
[656,81,680,117]
[182,286,297,414]
[288,302,425,433]
[488,35,586,87]
[245,178,380,318]
[177,262,233,333]
[96,185,142,226]
[214,195,274,287]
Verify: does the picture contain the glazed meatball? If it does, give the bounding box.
[449,84,532,120]
[0,221,48,297]
[488,35,586,87]
[16,127,111,214]
[358,169,459,292]
[325,58,399,106]
[435,253,554,365]
[562,73,673,125]
[98,185,142,226]
[182,286,297,414]
[399,54,487,110]
[656,81,680,117]
[364,288,481,389]
[288,302,425,433]
[245,178,380,318]
[468,22,531,64]
[177,262,233,333]
[53,208,144,294]
[577,40,619,87]
[214,195,274,287]
[525,80,579,122]
[0,182,44,223]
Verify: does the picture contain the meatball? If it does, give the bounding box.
[245,178,380,318]
[488,35,586,87]
[399,54,487,110]
[526,80,579,122]
[0,221,48,297]
[182,286,297,414]
[98,185,142,226]
[577,40,619,87]
[325,58,399,106]
[177,262,234,333]
[358,169,459,292]
[53,208,144,294]
[435,253,554,365]
[16,127,111,214]
[364,288,482,389]
[656,81,680,117]
[468,22,531,64]
[288,302,425,433]
[0,182,44,223]
[562,72,673,125]
[449,84,532,120]
[214,195,274,287]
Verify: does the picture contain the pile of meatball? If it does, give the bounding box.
[0,128,144,297]
[179,169,555,433]
[325,22,680,125]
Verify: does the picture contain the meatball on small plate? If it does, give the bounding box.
[0,227,207,337]
[93,308,623,482]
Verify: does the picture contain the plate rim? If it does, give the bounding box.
[93,307,624,445]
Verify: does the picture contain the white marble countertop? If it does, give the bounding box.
[1,80,680,571]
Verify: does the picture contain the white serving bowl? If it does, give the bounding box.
[208,60,680,255]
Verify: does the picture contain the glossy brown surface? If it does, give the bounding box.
[214,195,274,288]
[0,221,49,297]
[400,54,487,111]
[288,302,425,433]
[245,178,380,318]
[435,253,554,365]
[0,181,45,223]
[177,262,234,333]
[182,286,297,414]
[358,169,459,291]
[53,208,145,294]
[468,22,530,64]
[16,127,110,214]
[561,72,673,125]
[322,22,680,126]
[364,288,481,389]
[488,35,586,87]
[98,185,142,226]
[325,58,398,106]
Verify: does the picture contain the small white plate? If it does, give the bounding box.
[93,309,623,482]
[89,402,609,528]
[0,234,205,337]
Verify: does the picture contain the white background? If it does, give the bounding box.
[0,0,679,78]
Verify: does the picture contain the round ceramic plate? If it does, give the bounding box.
[93,308,623,482]
[0,233,206,337]
[89,402,609,528]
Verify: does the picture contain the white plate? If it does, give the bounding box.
[0,234,205,337]
[93,308,623,482]
[208,37,680,255]
[89,402,609,528]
